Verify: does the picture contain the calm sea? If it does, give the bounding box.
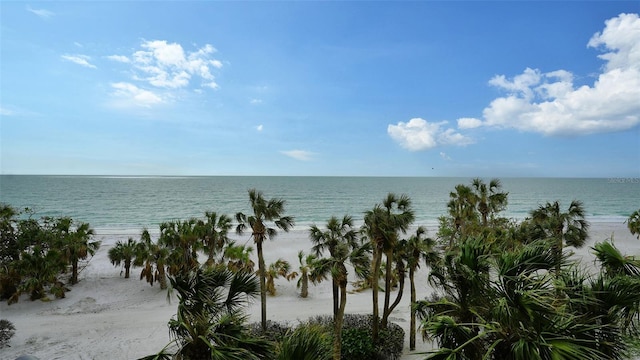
[0,176,638,233]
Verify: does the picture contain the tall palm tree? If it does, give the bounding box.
[200,211,233,267]
[236,189,294,332]
[442,184,478,248]
[136,229,170,289]
[142,267,274,360]
[309,215,359,317]
[362,193,414,342]
[55,218,99,285]
[405,226,439,350]
[531,200,589,275]
[312,240,371,360]
[470,178,508,227]
[108,238,138,278]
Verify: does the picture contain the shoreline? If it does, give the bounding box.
[1,221,638,360]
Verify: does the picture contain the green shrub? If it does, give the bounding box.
[341,328,375,360]
[0,319,15,349]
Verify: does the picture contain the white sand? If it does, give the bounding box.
[1,222,638,360]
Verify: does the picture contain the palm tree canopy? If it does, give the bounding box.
[236,189,294,243]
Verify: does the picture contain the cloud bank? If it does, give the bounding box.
[281,150,315,161]
[389,13,640,151]
[107,40,223,108]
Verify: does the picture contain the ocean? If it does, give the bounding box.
[0,175,638,234]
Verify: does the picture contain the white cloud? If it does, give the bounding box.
[122,40,223,90]
[110,82,163,108]
[281,150,315,161]
[26,6,54,18]
[440,152,451,160]
[477,13,640,136]
[256,124,264,131]
[61,54,97,69]
[457,117,483,129]
[250,98,263,105]
[0,106,15,116]
[388,118,473,151]
[107,55,130,63]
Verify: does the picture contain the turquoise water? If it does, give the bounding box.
[0,175,638,232]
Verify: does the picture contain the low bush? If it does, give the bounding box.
[0,319,16,349]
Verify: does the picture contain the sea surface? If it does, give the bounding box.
[0,175,638,234]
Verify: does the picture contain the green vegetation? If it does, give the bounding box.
[2,179,639,359]
[0,319,15,349]
[0,206,100,303]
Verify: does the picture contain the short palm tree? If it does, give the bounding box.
[200,211,233,266]
[265,259,292,296]
[108,238,138,278]
[309,215,359,317]
[224,242,255,273]
[531,200,589,275]
[135,229,170,289]
[236,189,294,332]
[159,219,202,276]
[295,251,319,298]
[142,267,274,360]
[55,218,99,285]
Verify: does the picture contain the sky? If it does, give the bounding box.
[1,1,639,177]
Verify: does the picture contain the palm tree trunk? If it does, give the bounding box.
[382,250,393,328]
[124,259,131,278]
[159,267,167,290]
[334,282,347,360]
[371,247,382,343]
[332,278,339,319]
[409,268,416,350]
[257,239,267,332]
[301,272,309,298]
[71,260,79,284]
[385,268,405,325]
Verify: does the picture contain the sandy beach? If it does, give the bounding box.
[1,222,638,360]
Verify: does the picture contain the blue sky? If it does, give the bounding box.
[1,1,639,177]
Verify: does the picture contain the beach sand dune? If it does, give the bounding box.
[1,223,637,360]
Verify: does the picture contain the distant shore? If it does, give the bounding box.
[1,221,638,360]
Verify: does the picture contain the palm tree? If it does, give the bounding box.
[200,211,233,266]
[405,226,438,350]
[136,229,170,289]
[309,215,359,317]
[470,178,508,227]
[265,259,292,296]
[159,219,202,276]
[236,189,294,332]
[362,193,414,342]
[224,242,255,273]
[108,238,138,278]
[626,209,640,239]
[295,251,319,298]
[143,267,274,360]
[592,239,640,277]
[55,218,99,285]
[312,240,371,360]
[440,184,478,248]
[531,200,589,275]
